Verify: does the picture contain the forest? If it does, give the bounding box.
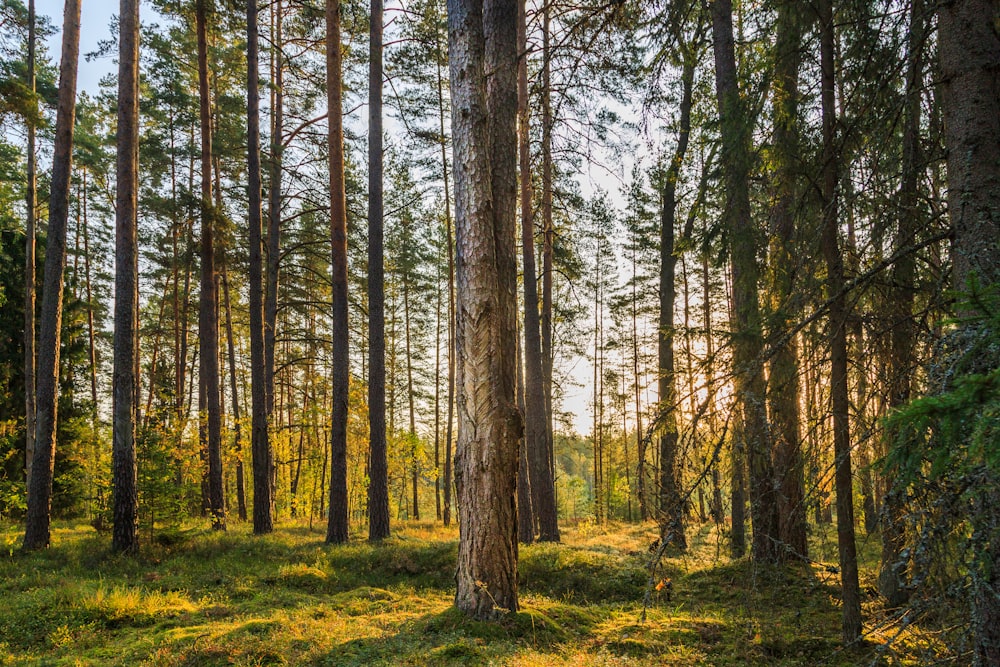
[0,0,998,664]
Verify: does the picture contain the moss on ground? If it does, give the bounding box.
[0,519,951,665]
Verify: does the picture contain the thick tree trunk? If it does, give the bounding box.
[709,0,780,563]
[112,0,140,554]
[938,1,1000,662]
[519,0,559,543]
[819,0,861,642]
[657,51,694,549]
[368,0,391,541]
[23,0,37,502]
[449,0,521,620]
[767,0,807,561]
[940,0,1000,290]
[326,0,350,544]
[246,0,273,535]
[23,0,81,551]
[196,0,225,530]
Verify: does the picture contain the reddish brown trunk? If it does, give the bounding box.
[23,0,82,550]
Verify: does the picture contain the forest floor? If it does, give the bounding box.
[0,518,953,666]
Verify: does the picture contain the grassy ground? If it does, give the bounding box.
[0,519,951,666]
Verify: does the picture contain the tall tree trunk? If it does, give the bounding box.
[247,0,273,535]
[540,0,555,491]
[767,0,807,560]
[368,0,391,541]
[265,0,283,424]
[403,272,420,520]
[633,246,646,522]
[516,316,534,543]
[112,0,140,554]
[592,234,604,523]
[24,0,37,500]
[730,402,746,558]
[221,260,247,522]
[435,11,456,529]
[703,253,723,524]
[448,0,521,620]
[658,50,694,549]
[519,0,559,542]
[81,175,98,419]
[326,0,350,544]
[819,0,861,642]
[880,0,927,607]
[938,0,1000,662]
[709,0,779,563]
[434,253,443,521]
[196,0,225,531]
[23,0,81,550]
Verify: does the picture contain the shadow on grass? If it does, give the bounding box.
[314,603,597,667]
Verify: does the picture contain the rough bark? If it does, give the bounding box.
[819,0,861,642]
[112,0,140,554]
[940,0,1000,290]
[448,0,522,620]
[196,0,225,530]
[657,51,694,549]
[22,0,81,551]
[767,0,807,560]
[326,0,350,544]
[938,0,1000,662]
[709,0,780,563]
[368,0,391,541]
[247,0,274,535]
[519,0,559,542]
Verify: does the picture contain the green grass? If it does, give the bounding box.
[0,519,950,665]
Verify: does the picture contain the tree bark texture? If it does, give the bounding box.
[938,1,1000,662]
[940,0,1000,290]
[519,0,558,543]
[112,0,140,554]
[709,0,780,563]
[766,0,807,561]
[326,0,350,544]
[247,0,274,535]
[657,50,694,549]
[448,0,522,620]
[196,0,225,530]
[23,0,81,551]
[368,0,391,541]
